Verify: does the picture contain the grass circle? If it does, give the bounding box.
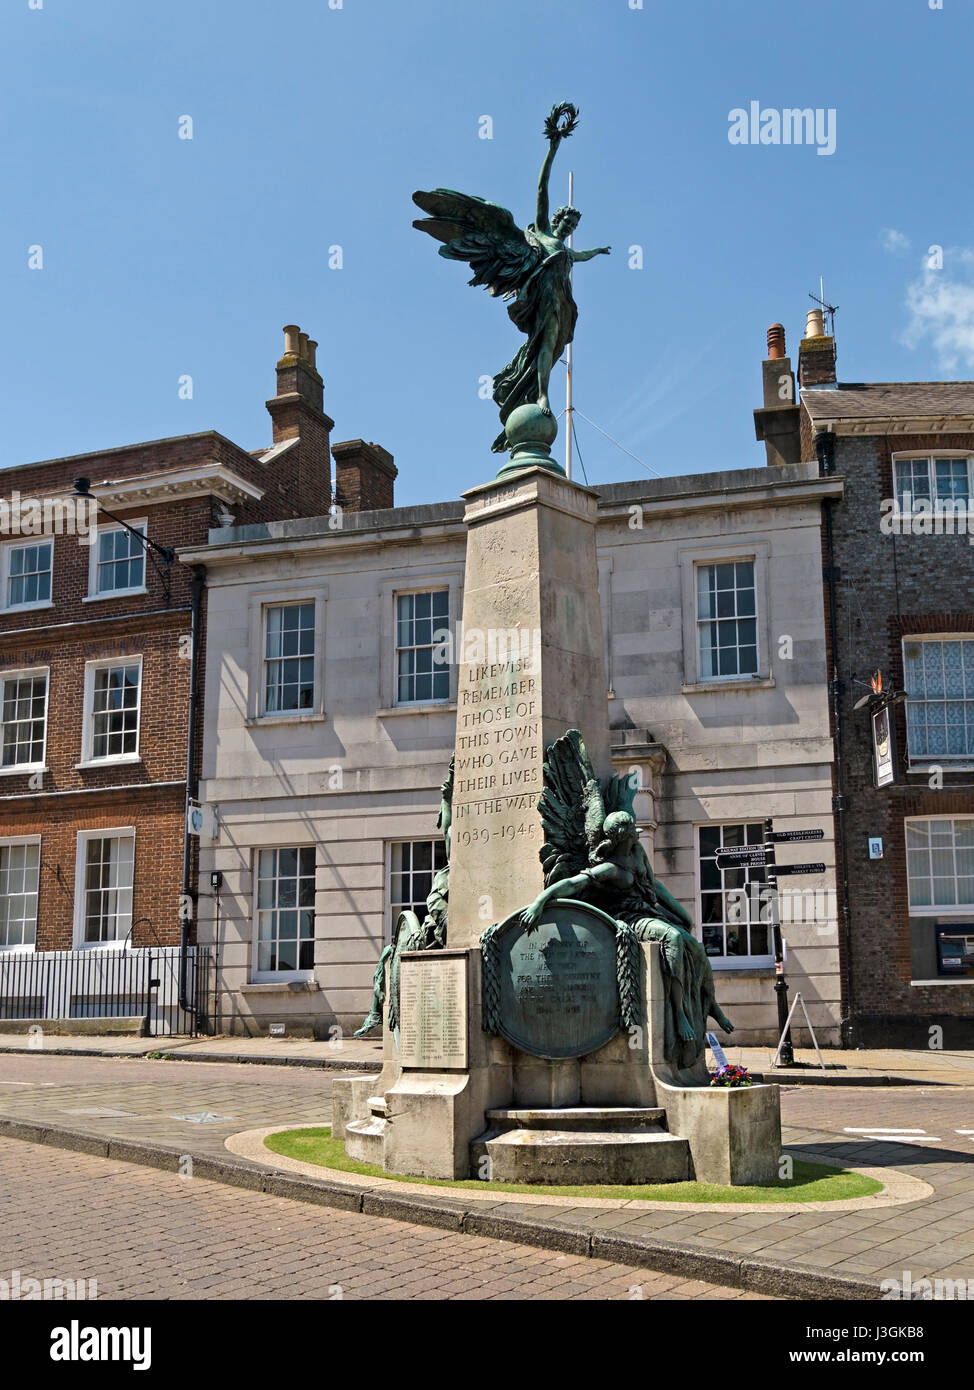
[263,1127,883,1204]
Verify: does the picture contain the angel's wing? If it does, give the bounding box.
[537,730,606,887]
[412,188,542,299]
[600,769,637,820]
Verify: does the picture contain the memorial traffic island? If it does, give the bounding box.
[334,909,781,1189]
[333,109,781,1192]
[331,461,781,1190]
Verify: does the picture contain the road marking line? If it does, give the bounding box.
[855,1136,943,1143]
[844,1127,926,1134]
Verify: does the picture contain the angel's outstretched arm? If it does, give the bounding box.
[521,870,590,928]
[536,137,558,233]
[520,861,623,928]
[572,246,611,262]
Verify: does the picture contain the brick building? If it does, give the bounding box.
[0,325,381,1031]
[759,310,974,1045]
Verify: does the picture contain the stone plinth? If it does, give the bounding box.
[644,942,781,1184]
[447,467,612,949]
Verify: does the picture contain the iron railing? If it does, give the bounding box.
[0,946,212,1037]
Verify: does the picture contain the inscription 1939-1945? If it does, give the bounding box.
[452,656,542,850]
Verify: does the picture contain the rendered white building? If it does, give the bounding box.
[183,459,844,1046]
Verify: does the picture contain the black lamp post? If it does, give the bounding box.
[73,477,176,565]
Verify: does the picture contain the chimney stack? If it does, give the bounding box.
[753,323,801,468]
[266,323,334,515]
[797,308,837,389]
[332,439,398,513]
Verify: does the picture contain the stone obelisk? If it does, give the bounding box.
[447,465,612,945]
[379,462,620,1178]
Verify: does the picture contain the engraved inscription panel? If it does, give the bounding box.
[399,953,468,1069]
[453,656,542,853]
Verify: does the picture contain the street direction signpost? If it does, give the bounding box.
[712,820,827,1066]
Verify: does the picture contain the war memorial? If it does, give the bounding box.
[334,105,781,1187]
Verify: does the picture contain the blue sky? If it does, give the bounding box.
[3,0,974,504]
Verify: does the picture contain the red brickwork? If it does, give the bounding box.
[0,329,344,959]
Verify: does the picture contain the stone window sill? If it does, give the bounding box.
[910,978,974,987]
[710,965,776,978]
[1,602,54,615]
[245,712,327,728]
[377,703,457,717]
[907,763,974,775]
[241,980,320,994]
[82,588,148,604]
[0,764,47,778]
[75,755,143,770]
[682,677,775,695]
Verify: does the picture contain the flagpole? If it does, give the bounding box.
[565,170,574,482]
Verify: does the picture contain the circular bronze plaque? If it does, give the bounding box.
[494,899,620,1060]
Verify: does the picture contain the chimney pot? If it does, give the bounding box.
[298,332,310,361]
[307,339,318,371]
[767,324,786,360]
[805,308,826,339]
[283,325,301,357]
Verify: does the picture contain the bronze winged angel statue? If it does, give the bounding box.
[413,103,609,456]
[519,731,734,1069]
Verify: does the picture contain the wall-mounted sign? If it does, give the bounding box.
[872,704,896,788]
[869,837,884,860]
[186,802,217,840]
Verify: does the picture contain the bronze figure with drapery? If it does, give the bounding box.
[413,103,609,470]
[518,731,735,1069]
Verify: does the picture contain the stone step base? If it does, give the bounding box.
[485,1106,666,1133]
[471,1127,691,1185]
[344,1116,385,1165]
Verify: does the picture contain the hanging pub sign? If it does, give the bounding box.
[872,703,896,788]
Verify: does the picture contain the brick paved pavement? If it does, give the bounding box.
[2,1033,973,1084]
[1,1053,972,1298]
[0,1138,765,1300]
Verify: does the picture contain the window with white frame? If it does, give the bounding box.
[698,822,770,963]
[92,521,146,596]
[2,540,52,610]
[263,603,315,714]
[77,832,134,945]
[255,847,315,975]
[894,455,972,511]
[389,839,447,935]
[83,660,141,762]
[696,561,758,680]
[904,637,974,762]
[0,840,40,949]
[1,670,48,770]
[396,590,450,704]
[906,817,974,911]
